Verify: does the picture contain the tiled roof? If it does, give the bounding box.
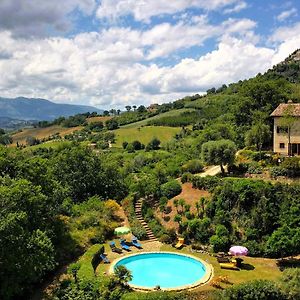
[270,103,300,117]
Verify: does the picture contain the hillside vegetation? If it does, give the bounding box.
[1,51,300,300]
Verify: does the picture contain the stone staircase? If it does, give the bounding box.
[135,198,158,242]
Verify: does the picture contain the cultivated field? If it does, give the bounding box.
[113,126,180,147]
[11,125,83,146]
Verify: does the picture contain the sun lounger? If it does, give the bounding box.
[120,239,131,251]
[217,257,231,263]
[109,241,122,254]
[175,237,184,249]
[220,262,239,270]
[100,253,110,264]
[132,236,142,249]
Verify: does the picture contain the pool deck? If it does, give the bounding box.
[108,250,213,292]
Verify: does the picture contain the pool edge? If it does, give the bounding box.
[109,251,213,292]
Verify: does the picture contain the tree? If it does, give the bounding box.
[209,224,230,252]
[132,105,137,111]
[173,199,179,213]
[125,105,131,112]
[105,119,119,130]
[0,179,57,299]
[0,134,12,145]
[103,110,109,116]
[196,197,206,218]
[202,139,237,174]
[160,180,182,199]
[178,198,186,214]
[174,214,182,227]
[109,109,117,116]
[265,225,300,258]
[114,265,132,286]
[245,123,271,155]
[137,105,146,113]
[146,137,161,150]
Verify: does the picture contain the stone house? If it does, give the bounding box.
[270,100,300,156]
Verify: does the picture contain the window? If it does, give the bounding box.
[279,143,285,149]
[277,126,288,134]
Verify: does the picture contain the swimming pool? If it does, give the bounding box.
[111,252,212,290]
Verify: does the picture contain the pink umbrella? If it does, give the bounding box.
[229,246,248,256]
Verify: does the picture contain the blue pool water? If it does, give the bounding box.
[114,252,206,289]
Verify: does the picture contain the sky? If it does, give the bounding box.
[0,0,300,109]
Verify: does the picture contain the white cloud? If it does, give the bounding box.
[96,0,241,22]
[277,8,297,22]
[223,1,248,14]
[0,0,96,37]
[156,36,274,93]
[0,28,278,109]
[0,3,300,110]
[270,22,300,65]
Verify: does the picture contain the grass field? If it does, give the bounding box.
[113,126,180,147]
[11,125,83,146]
[121,108,195,129]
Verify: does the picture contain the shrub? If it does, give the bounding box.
[191,175,220,190]
[131,224,148,240]
[216,280,285,300]
[132,140,143,150]
[146,137,161,150]
[182,160,204,174]
[279,268,300,300]
[122,291,188,300]
[160,180,182,199]
[270,167,288,177]
[247,163,263,174]
[243,240,264,257]
[181,172,192,183]
[281,157,300,177]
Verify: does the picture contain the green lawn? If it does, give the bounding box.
[113,126,181,147]
[160,244,282,292]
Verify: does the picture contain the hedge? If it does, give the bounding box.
[122,291,188,300]
[77,244,104,285]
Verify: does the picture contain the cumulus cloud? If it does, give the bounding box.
[0,1,299,109]
[0,0,96,37]
[96,0,242,22]
[223,1,248,14]
[270,22,300,64]
[277,8,297,22]
[0,28,280,109]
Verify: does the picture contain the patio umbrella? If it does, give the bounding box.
[114,226,131,236]
[229,246,248,256]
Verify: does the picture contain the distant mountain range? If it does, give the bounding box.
[0,97,103,129]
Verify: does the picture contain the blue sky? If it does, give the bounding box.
[0,0,299,109]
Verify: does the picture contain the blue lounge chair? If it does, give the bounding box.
[100,253,110,264]
[120,239,131,251]
[132,236,142,249]
[109,241,122,254]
